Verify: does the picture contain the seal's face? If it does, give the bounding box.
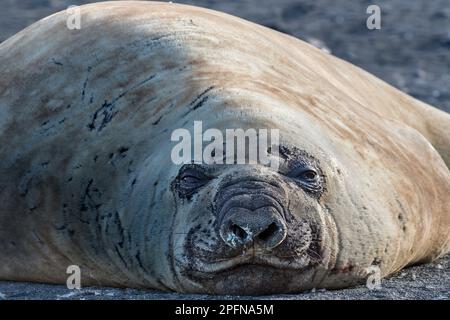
[170,145,335,294]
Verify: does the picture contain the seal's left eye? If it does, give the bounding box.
[172,165,213,199]
[178,166,212,190]
[288,166,323,195]
[299,170,317,180]
[288,165,318,182]
[181,175,202,184]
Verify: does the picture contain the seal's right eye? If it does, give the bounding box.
[288,165,318,182]
[179,170,209,186]
[298,169,318,181]
[172,165,213,198]
[181,175,201,183]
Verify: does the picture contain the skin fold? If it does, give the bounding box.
[0,1,449,294]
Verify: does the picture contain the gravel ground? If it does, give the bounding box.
[0,254,449,300]
[0,0,449,300]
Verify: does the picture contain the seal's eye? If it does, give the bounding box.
[278,146,325,198]
[181,175,202,184]
[299,169,317,181]
[172,164,213,198]
[286,165,323,195]
[180,171,208,186]
[288,166,319,182]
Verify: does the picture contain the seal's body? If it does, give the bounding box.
[0,1,449,294]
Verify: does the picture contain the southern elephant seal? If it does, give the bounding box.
[0,1,449,295]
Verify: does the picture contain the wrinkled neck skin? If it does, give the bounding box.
[53,148,178,290]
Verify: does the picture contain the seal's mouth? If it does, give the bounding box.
[192,254,312,274]
[176,210,324,295]
[182,214,322,277]
[188,235,317,275]
[180,235,323,294]
[184,258,319,295]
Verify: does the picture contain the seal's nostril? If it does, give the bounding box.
[219,207,287,249]
[257,222,279,242]
[231,223,248,241]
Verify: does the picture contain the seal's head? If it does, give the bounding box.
[170,144,337,295]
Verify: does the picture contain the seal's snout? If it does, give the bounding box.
[219,206,287,250]
[214,174,289,251]
[176,163,327,286]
